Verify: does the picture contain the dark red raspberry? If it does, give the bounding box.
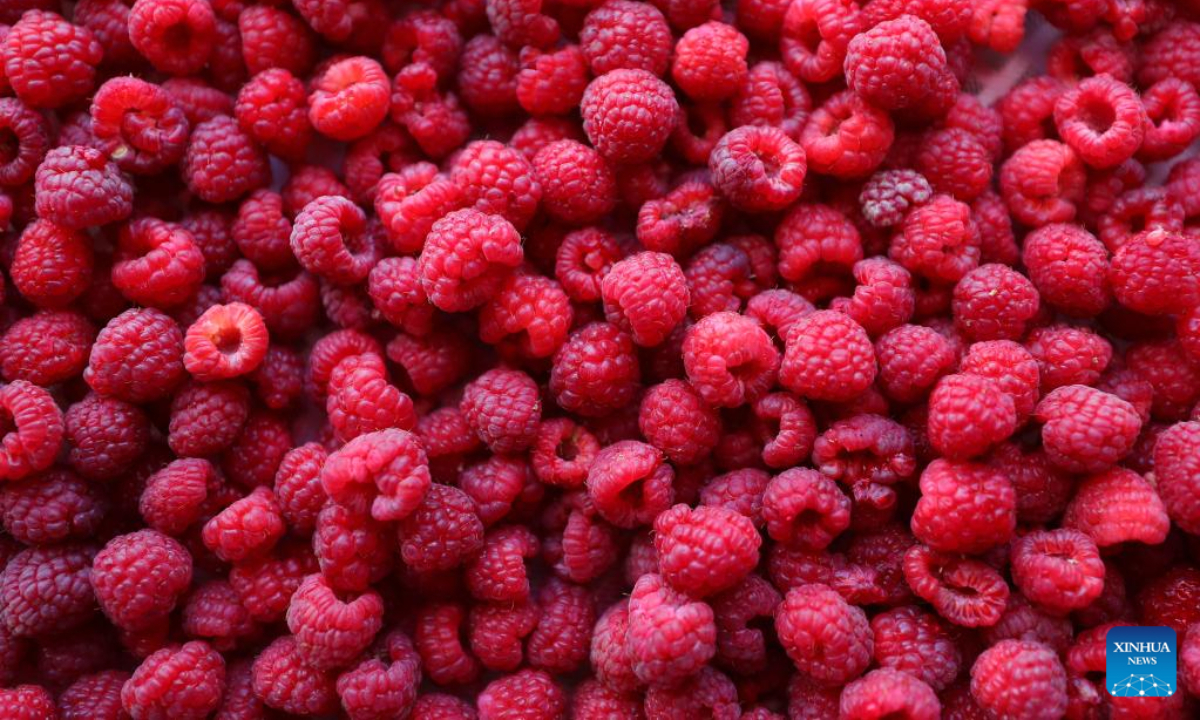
[1034,385,1141,472]
[585,439,674,528]
[456,33,520,116]
[235,68,312,161]
[251,635,338,715]
[268,443,327,535]
[911,459,1015,554]
[221,409,292,489]
[415,602,481,686]
[464,525,538,603]
[34,145,132,230]
[0,309,93,386]
[581,69,678,165]
[0,381,61,481]
[580,0,671,76]
[1127,340,1200,420]
[844,15,947,111]
[682,312,778,407]
[59,670,129,720]
[399,483,485,572]
[456,368,539,454]
[183,302,269,381]
[1053,73,1146,169]
[220,261,320,341]
[411,693,477,719]
[870,605,960,691]
[1000,139,1086,227]
[636,180,724,256]
[113,218,205,308]
[775,583,872,686]
[182,115,269,204]
[676,105,732,172]
[477,669,565,720]
[1025,324,1112,392]
[987,442,1071,524]
[250,344,304,411]
[366,256,433,335]
[307,56,390,141]
[570,679,640,720]
[928,373,1017,459]
[780,310,876,402]
[168,380,248,458]
[970,641,1067,720]
[289,195,381,286]
[750,392,814,469]
[0,544,94,639]
[889,194,980,284]
[625,573,716,686]
[90,77,189,175]
[800,90,894,179]
[812,413,917,495]
[228,541,316,623]
[550,322,641,417]
[761,467,851,549]
[874,324,955,403]
[238,5,316,77]
[683,238,771,317]
[903,544,1009,627]
[63,393,148,482]
[201,486,285,563]
[182,208,238,282]
[1011,528,1104,614]
[3,11,102,109]
[708,126,806,213]
[459,455,534,527]
[139,458,214,536]
[286,573,383,670]
[121,641,225,720]
[92,530,191,632]
[127,0,215,75]
[9,221,88,309]
[775,203,863,300]
[780,0,862,82]
[0,469,103,546]
[1154,421,1200,535]
[525,578,593,674]
[313,493,393,593]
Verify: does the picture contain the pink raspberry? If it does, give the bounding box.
[889,194,981,284]
[314,495,393,593]
[1063,467,1170,548]
[951,263,1040,341]
[201,487,286,563]
[128,0,216,75]
[335,630,421,720]
[3,11,102,108]
[903,544,1009,627]
[1109,228,1200,316]
[580,0,672,76]
[762,468,851,549]
[1021,223,1110,317]
[0,380,62,481]
[121,641,226,720]
[800,90,895,179]
[1011,528,1105,614]
[478,669,565,720]
[626,573,717,686]
[449,140,542,231]
[709,126,807,212]
[845,15,948,111]
[113,218,206,309]
[638,380,720,465]
[1153,421,1200,535]
[182,115,270,204]
[581,69,678,165]
[999,139,1086,227]
[911,459,1015,554]
[874,324,956,403]
[183,302,269,381]
[326,356,416,442]
[775,583,872,686]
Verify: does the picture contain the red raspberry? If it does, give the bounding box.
[271,443,328,534]
[911,459,1015,554]
[162,77,234,125]
[3,11,102,108]
[457,34,520,116]
[415,602,481,685]
[988,442,1072,524]
[1025,324,1112,393]
[1098,187,1183,253]
[510,116,585,160]
[127,0,215,75]
[653,504,761,597]
[0,544,94,638]
[903,544,1009,627]
[889,194,981,284]
[34,145,132,230]
[168,380,249,458]
[59,671,129,720]
[286,573,383,670]
[251,344,304,410]
[708,126,806,213]
[831,259,916,337]
[89,77,189,175]
[776,583,872,686]
[600,251,688,348]
[0,380,61,481]
[281,165,351,215]
[290,196,382,286]
[63,393,148,482]
[999,139,1086,227]
[527,579,594,673]
[636,180,724,256]
[0,469,104,546]
[581,69,679,165]
[915,128,992,202]
[1064,467,1169,547]
[399,483,485,572]
[238,6,316,77]
[450,140,542,231]
[460,454,533,527]
[182,115,269,203]
[1011,528,1104,614]
[182,209,238,282]
[841,668,941,720]
[550,322,641,417]
[580,0,671,76]
[625,573,716,686]
[336,630,421,720]
[0,685,55,718]
[590,600,639,692]
[643,667,740,718]
[366,256,433,334]
[418,209,524,312]
[1021,223,1110,317]
[228,541,316,623]
[314,494,393,592]
[1154,421,1200,535]
[382,9,462,78]
[1140,78,1200,162]
[683,311,780,407]
[729,61,811,139]
[478,669,565,720]
[235,68,313,161]
[780,310,876,402]
[1127,340,1200,420]
[708,574,779,675]
[122,641,225,720]
[970,641,1067,720]
[870,605,960,691]
[184,302,269,381]
[388,68,470,160]
[845,15,947,111]
[515,45,587,117]
[874,324,955,403]
[781,0,863,83]
[374,168,463,255]
[307,57,389,141]
[571,680,640,720]
[479,270,572,359]
[751,393,815,470]
[251,636,338,715]
[386,330,472,399]
[762,468,851,549]
[486,0,559,49]
[93,530,192,632]
[775,203,864,298]
[811,414,916,512]
[800,90,894,179]
[1034,385,1141,472]
[326,358,417,442]
[0,99,49,188]
[221,261,320,341]
[671,22,748,102]
[951,264,1039,341]
[1109,228,1200,316]
[139,458,214,535]
[530,418,599,489]
[551,229,616,303]
[458,368,540,453]
[411,693,477,719]
[1046,27,1135,83]
[113,218,205,308]
[745,289,814,343]
[928,373,1016,459]
[221,409,292,489]
[0,309,93,386]
[465,525,539,602]
[639,380,719,464]
[305,329,382,401]
[586,439,674,529]
[213,659,262,719]
[321,428,429,522]
[201,486,285,563]
[532,140,616,225]
[1053,73,1146,169]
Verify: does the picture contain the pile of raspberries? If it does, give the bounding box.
[4,0,1200,718]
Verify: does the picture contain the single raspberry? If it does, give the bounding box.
[314,494,393,593]
[1020,223,1110,317]
[870,605,960,691]
[874,324,954,403]
[0,309,93,386]
[92,530,191,632]
[386,329,472,400]
[234,68,312,161]
[530,139,615,226]
[903,544,1009,627]
[464,525,539,603]
[162,77,233,125]
[418,209,524,312]
[911,459,1015,554]
[112,218,205,308]
[1025,324,1112,393]
[201,486,285,563]
[889,194,981,285]
[477,669,565,720]
[249,344,304,411]
[398,483,485,572]
[266,443,328,535]
[550,322,641,417]
[336,630,421,720]
[580,0,671,76]
[636,380,718,464]
[0,685,56,718]
[382,9,462,78]
[139,458,214,536]
[1127,340,1200,420]
[776,583,872,686]
[636,180,724,256]
[624,573,716,686]
[829,258,916,338]
[167,380,249,458]
[774,203,863,299]
[90,77,189,175]
[585,440,673,528]
[844,15,947,111]
[681,311,779,408]
[761,468,851,550]
[326,358,417,442]
[651,504,761,598]
[456,368,540,454]
[914,128,992,202]
[450,140,542,231]
[811,413,917,498]
[182,208,238,282]
[708,126,806,213]
[530,418,600,489]
[780,310,876,402]
[1109,228,1200,315]
[0,469,103,546]
[599,252,688,348]
[927,374,1017,459]
[970,641,1067,720]
[289,196,381,286]
[1097,186,1184,253]
[0,380,62,481]
[570,680,640,720]
[321,428,428,522]
[460,455,534,528]
[281,165,351,216]
[839,668,941,720]
[3,11,102,108]
[800,90,894,179]
[581,69,678,165]
[1154,421,1200,535]
[183,302,269,381]
[221,409,293,489]
[1052,73,1146,169]
[251,636,338,715]
[1034,385,1141,472]
[750,393,814,469]
[59,671,129,720]
[121,641,225,720]
[182,115,269,203]
[951,264,1039,341]
[62,393,147,482]
[1000,139,1086,227]
[228,541,316,623]
[286,573,383,670]
[238,6,316,77]
[486,0,559,49]
[127,0,215,75]
[33,145,132,230]
[526,579,594,674]
[729,60,811,139]
[1140,78,1200,162]
[671,21,748,102]
[410,693,477,719]
[780,0,863,83]
[388,67,470,160]
[415,602,481,685]
[479,270,572,359]
[514,44,587,117]
[1011,528,1104,614]
[307,57,389,141]
[643,667,740,719]
[0,99,49,188]
[0,544,93,640]
[456,33,520,116]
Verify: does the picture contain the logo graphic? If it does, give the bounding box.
[1106,626,1176,697]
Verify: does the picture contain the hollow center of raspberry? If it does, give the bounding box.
[747,614,775,640]
[0,129,18,164]
[617,478,647,509]
[556,437,580,462]
[793,20,822,54]
[163,21,194,49]
[0,409,12,437]
[794,508,823,530]
[1078,98,1116,135]
[211,324,244,356]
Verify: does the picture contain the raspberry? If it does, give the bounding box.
[374,168,463,255]
[6,218,91,305]
[1154,421,1200,535]
[729,61,811,140]
[286,573,383,670]
[0,309,93,386]
[184,302,269,381]
[112,218,205,308]
[0,469,105,545]
[1140,78,1200,162]
[201,486,285,562]
[1139,21,1200,88]
[550,322,641,417]
[800,90,894,179]
[1020,223,1110,317]
[829,259,916,338]
[951,264,1040,342]
[336,630,421,720]
[1127,340,1200,420]
[580,0,671,76]
[1025,324,1112,393]
[903,544,1009,627]
[418,209,524,312]
[92,530,192,632]
[970,641,1068,720]
[227,541,316,623]
[139,458,214,536]
[914,128,992,202]
[911,459,1015,554]
[128,0,215,75]
[625,573,717,686]
[780,310,876,402]
[411,693,477,719]
[235,68,312,161]
[586,440,674,528]
[0,380,62,481]
[527,579,594,673]
[314,494,393,593]
[510,117,585,160]
[0,544,95,638]
[221,261,320,341]
[0,99,49,188]
[682,311,780,407]
[651,504,761,598]
[775,583,872,686]
[168,381,248,458]
[581,69,679,165]
[472,596,537,667]
[636,380,717,464]
[599,252,688,348]
[415,602,481,685]
[1109,228,1200,316]
[479,270,572,359]
[927,374,1017,459]
[812,414,917,495]
[781,0,863,83]
[63,394,148,482]
[870,605,960,691]
[999,139,1086,227]
[708,126,806,213]
[988,442,1071,525]
[162,77,233,125]
[859,170,933,228]
[289,195,381,286]
[251,344,304,411]
[90,77,190,175]
[486,0,559,49]
[457,34,520,116]
[775,203,864,299]
[844,15,947,111]
[636,180,724,256]
[382,10,462,79]
[451,140,542,231]
[182,115,270,204]
[214,659,262,719]
[3,11,102,108]
[281,165,351,216]
[121,641,225,720]
[221,409,292,489]
[1011,528,1104,614]
[571,680,640,720]
[33,145,132,230]
[1034,385,1141,472]
[840,668,941,720]
[643,667,740,718]
[515,45,587,117]
[0,686,55,718]
[529,418,598,489]
[308,57,390,141]
[477,669,565,720]
[762,468,851,549]
[59,671,129,720]
[874,324,955,403]
[399,483,485,572]
[238,6,316,77]
[531,140,615,226]
[464,525,538,602]
[1050,72,1147,170]
[889,194,981,284]
[671,22,748,102]
[322,428,427,521]
[251,636,338,715]
[707,574,778,675]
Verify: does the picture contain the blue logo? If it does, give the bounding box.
[1106,626,1177,697]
